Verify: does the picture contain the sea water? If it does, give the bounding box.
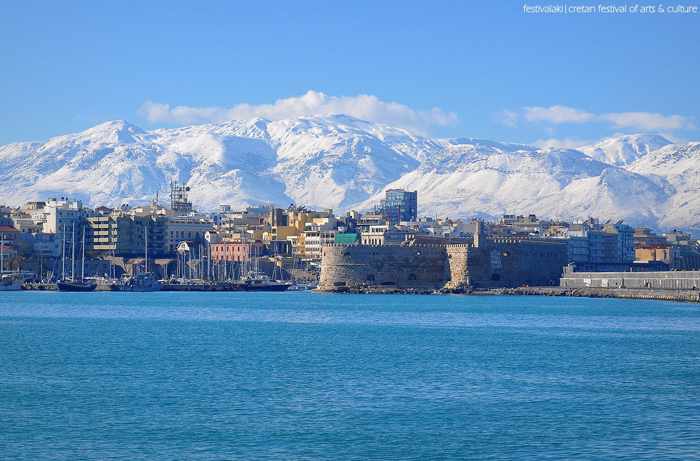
[1,292,699,460]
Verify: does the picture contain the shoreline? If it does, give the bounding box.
[11,285,700,303]
[473,286,700,303]
[318,286,700,303]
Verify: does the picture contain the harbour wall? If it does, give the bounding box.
[560,270,700,290]
[476,286,700,303]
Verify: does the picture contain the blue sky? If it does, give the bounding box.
[1,1,698,145]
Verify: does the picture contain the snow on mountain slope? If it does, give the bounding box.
[0,116,419,211]
[578,134,672,166]
[357,143,668,227]
[0,121,165,206]
[0,116,698,229]
[266,116,419,209]
[628,142,700,229]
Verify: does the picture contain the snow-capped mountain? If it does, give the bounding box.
[1,115,699,230]
[578,134,673,166]
[628,141,700,229]
[357,141,668,227]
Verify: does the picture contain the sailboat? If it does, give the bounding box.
[117,223,161,292]
[57,224,96,292]
[240,245,291,292]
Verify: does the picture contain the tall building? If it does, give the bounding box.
[170,181,193,215]
[382,189,417,224]
[87,212,166,257]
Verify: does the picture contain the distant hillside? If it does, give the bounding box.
[1,116,699,230]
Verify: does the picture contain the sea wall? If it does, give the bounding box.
[560,270,700,290]
[477,286,700,303]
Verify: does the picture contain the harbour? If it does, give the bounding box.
[2,3,699,459]
[2,291,699,460]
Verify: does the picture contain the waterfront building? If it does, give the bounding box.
[0,225,21,270]
[381,189,417,224]
[10,211,43,233]
[559,220,636,271]
[496,214,545,236]
[303,229,337,260]
[634,227,668,247]
[635,237,700,270]
[87,212,167,257]
[268,207,288,227]
[217,207,266,241]
[210,241,263,262]
[42,198,92,244]
[602,222,635,264]
[169,181,193,215]
[163,215,214,254]
[360,225,411,246]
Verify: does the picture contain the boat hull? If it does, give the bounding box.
[57,281,97,292]
[242,283,290,292]
[1,274,26,291]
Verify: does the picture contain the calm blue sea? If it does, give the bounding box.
[1,292,699,460]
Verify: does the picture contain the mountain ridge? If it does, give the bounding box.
[1,116,698,230]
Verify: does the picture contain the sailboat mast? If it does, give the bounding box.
[61,224,66,280]
[1,232,4,275]
[144,224,148,273]
[71,221,75,281]
[81,226,86,281]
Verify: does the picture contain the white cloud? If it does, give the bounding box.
[524,105,595,124]
[138,90,458,134]
[508,105,694,132]
[601,112,694,131]
[533,137,592,150]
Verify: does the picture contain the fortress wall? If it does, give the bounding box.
[318,244,449,291]
[470,239,568,288]
[445,244,470,290]
[319,239,569,292]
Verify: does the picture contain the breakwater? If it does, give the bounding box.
[315,284,700,303]
[560,269,700,290]
[475,286,700,303]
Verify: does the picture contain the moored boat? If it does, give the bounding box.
[0,273,24,291]
[57,279,97,292]
[118,273,161,292]
[57,224,96,292]
[241,273,291,292]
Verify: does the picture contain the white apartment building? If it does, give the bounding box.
[303,229,337,260]
[42,198,92,243]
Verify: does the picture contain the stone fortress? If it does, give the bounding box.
[318,222,568,292]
